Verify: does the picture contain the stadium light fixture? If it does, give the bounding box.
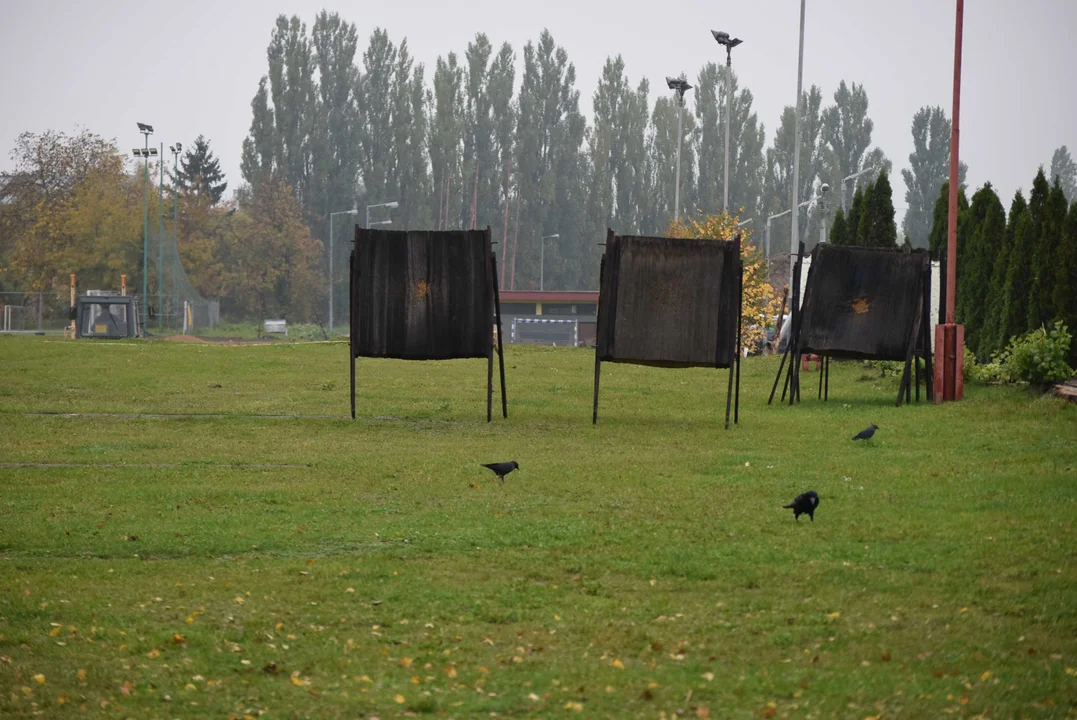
[711,30,743,214]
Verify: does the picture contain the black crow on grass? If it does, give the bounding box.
[784,490,820,522]
[481,461,519,484]
[852,424,878,441]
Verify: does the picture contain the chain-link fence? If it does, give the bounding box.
[0,290,76,334]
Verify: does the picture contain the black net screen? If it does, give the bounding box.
[797,245,930,361]
[597,234,740,368]
[351,228,493,360]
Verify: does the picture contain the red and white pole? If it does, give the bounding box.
[935,0,965,402]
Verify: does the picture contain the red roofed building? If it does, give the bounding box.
[499,290,598,347]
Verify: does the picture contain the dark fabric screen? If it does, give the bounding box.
[352,228,493,360]
[797,245,930,361]
[597,234,740,368]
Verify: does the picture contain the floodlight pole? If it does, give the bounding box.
[711,30,743,214]
[157,143,164,331]
[171,144,181,328]
[723,49,732,213]
[666,77,693,222]
[675,92,685,221]
[788,0,805,297]
[540,233,560,291]
[789,0,806,294]
[139,126,152,326]
[329,208,359,332]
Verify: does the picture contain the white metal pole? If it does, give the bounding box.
[540,237,545,292]
[328,213,334,332]
[674,94,684,221]
[765,217,771,260]
[789,0,807,291]
[723,49,733,214]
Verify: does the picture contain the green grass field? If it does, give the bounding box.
[1,334,1075,719]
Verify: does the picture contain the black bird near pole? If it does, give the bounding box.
[481,461,519,484]
[783,490,820,522]
[852,424,878,441]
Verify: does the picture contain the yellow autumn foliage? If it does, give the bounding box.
[667,211,782,352]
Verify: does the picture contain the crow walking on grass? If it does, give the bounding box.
[481,461,519,484]
[852,424,878,441]
[784,490,820,522]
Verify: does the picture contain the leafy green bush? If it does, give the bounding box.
[997,321,1073,386]
[866,360,904,377]
[964,346,1011,384]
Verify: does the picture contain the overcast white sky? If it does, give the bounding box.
[2,0,1074,214]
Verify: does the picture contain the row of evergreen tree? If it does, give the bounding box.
[828,171,899,248]
[236,12,1077,317]
[935,170,1077,364]
[237,13,908,304]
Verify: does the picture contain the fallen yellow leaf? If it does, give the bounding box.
[146,649,160,659]
[564,701,584,712]
[394,694,405,704]
[612,659,625,670]
[702,672,715,681]
[77,669,87,681]
[445,666,457,678]
[234,596,245,605]
[399,657,413,668]
[32,674,45,684]
[826,612,841,619]
[49,627,61,637]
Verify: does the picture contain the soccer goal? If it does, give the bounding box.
[510,317,579,347]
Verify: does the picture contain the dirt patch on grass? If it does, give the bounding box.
[161,334,209,343]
